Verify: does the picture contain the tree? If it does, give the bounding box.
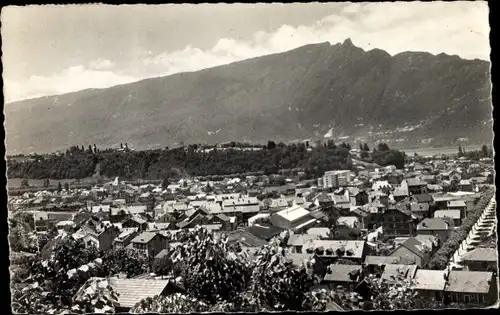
[57,182,63,193]
[249,241,317,311]
[168,226,251,305]
[161,178,170,190]
[481,144,489,157]
[120,143,123,149]
[153,255,173,277]
[64,182,70,191]
[131,294,210,313]
[71,278,120,313]
[21,178,29,187]
[363,143,370,152]
[267,141,276,150]
[377,143,390,152]
[100,248,149,278]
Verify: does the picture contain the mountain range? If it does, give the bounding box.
[5,38,493,154]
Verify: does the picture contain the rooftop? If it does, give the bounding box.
[381,264,418,282]
[109,277,177,308]
[417,218,452,231]
[461,248,497,262]
[323,264,363,283]
[445,271,494,294]
[303,240,366,259]
[276,205,310,222]
[364,255,401,266]
[131,231,158,244]
[433,209,461,220]
[411,269,447,291]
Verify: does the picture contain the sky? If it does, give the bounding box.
[2,2,490,103]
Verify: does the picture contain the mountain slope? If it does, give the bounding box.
[5,39,492,154]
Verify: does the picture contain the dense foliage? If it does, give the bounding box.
[7,142,362,180]
[11,222,465,314]
[371,143,406,169]
[9,212,38,253]
[10,235,150,314]
[427,187,495,269]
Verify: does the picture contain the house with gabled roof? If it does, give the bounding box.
[322,264,364,290]
[121,215,148,233]
[73,220,121,251]
[381,264,418,283]
[287,233,320,253]
[433,209,462,226]
[444,270,497,305]
[388,237,432,267]
[405,178,428,195]
[270,204,316,232]
[461,248,498,273]
[416,218,454,243]
[303,240,369,264]
[380,207,419,237]
[130,231,168,258]
[113,228,138,249]
[411,269,447,301]
[75,277,185,312]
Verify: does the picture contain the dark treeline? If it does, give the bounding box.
[458,144,494,160]
[7,141,404,180]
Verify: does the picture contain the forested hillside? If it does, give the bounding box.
[5,39,492,154]
[7,142,405,180]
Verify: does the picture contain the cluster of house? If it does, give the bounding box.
[11,153,497,309]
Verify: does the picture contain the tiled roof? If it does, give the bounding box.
[412,194,433,203]
[303,240,366,259]
[131,231,158,244]
[433,209,461,219]
[109,277,174,308]
[411,269,447,291]
[445,271,494,294]
[381,264,418,282]
[287,234,319,247]
[226,230,268,247]
[246,224,284,241]
[323,264,363,282]
[461,248,497,262]
[364,255,401,266]
[276,205,310,222]
[417,218,452,231]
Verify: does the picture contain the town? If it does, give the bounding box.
[9,142,498,313]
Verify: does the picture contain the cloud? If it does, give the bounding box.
[5,65,137,102]
[140,2,489,78]
[89,58,115,70]
[5,1,489,102]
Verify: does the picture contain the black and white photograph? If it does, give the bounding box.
[3,2,497,313]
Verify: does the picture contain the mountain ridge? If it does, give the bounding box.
[5,39,493,154]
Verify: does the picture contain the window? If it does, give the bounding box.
[464,295,470,303]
